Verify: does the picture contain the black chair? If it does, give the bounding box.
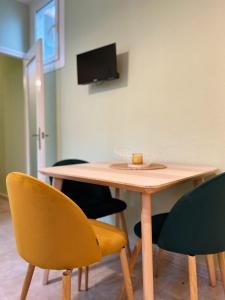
[119,173,225,300]
[51,159,127,219]
[44,159,131,291]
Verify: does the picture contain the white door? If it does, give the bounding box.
[23,39,46,180]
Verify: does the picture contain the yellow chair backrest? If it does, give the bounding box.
[6,172,101,270]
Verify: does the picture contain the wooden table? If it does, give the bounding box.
[39,162,218,300]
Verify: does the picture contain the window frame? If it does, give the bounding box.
[30,0,65,73]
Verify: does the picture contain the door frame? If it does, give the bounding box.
[0,47,25,59]
[23,39,46,179]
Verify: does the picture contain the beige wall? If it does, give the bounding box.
[0,55,26,194]
[55,0,225,237]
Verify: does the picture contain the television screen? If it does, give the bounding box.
[77,43,119,84]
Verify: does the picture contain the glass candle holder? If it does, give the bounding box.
[132,153,143,165]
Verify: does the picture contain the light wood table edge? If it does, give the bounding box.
[39,169,218,194]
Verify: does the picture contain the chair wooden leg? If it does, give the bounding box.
[115,188,131,257]
[117,239,141,300]
[217,252,225,294]
[77,268,82,291]
[188,256,198,300]
[155,248,164,278]
[115,188,121,228]
[42,269,50,285]
[119,212,131,257]
[85,266,89,291]
[115,213,120,228]
[78,266,89,291]
[20,264,35,300]
[62,270,72,300]
[205,255,217,287]
[119,247,134,300]
[129,239,142,273]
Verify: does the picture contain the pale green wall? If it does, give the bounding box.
[0,0,56,192]
[0,54,26,194]
[0,57,57,194]
[54,0,225,238]
[0,0,29,52]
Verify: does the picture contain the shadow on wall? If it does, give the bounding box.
[88,52,129,94]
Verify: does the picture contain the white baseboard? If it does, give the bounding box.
[0,192,8,199]
[0,46,25,59]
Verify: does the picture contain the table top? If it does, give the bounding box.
[39,161,218,193]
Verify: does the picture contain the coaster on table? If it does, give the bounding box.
[110,163,166,170]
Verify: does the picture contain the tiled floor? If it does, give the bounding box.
[0,197,224,299]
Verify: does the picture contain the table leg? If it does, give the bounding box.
[115,187,120,199]
[141,193,154,300]
[53,177,63,190]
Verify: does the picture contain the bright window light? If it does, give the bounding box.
[35,0,58,64]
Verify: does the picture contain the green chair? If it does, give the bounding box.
[122,173,225,300]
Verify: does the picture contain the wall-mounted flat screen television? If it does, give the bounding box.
[77,43,119,84]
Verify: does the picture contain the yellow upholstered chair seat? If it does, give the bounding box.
[90,219,127,257]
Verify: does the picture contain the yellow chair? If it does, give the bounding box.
[6,172,134,300]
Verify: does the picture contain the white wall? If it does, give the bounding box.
[55,0,225,238]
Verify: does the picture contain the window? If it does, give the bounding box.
[35,0,57,63]
[32,0,64,73]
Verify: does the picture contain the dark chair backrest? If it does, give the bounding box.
[51,159,112,208]
[158,172,225,255]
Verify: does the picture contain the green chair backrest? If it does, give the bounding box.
[158,172,225,255]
